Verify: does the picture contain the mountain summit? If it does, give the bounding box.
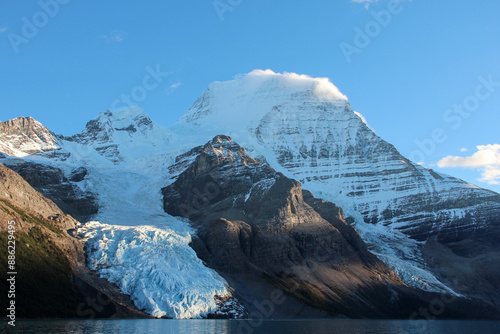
[0,116,59,156]
[72,107,157,145]
[177,69,348,129]
[65,107,173,164]
[173,70,500,299]
[174,70,499,239]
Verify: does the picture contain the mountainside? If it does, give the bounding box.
[0,163,150,318]
[0,117,59,157]
[161,135,463,318]
[172,70,500,300]
[174,70,500,242]
[64,107,173,165]
[1,69,499,319]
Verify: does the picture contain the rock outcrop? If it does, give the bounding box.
[162,135,496,318]
[2,160,98,221]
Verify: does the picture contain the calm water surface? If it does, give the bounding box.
[4,319,500,334]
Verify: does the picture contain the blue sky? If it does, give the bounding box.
[1,0,499,192]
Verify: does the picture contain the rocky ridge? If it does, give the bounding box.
[63,108,172,164]
[162,135,495,318]
[2,160,98,221]
[0,116,59,157]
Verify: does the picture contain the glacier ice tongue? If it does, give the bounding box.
[69,161,238,319]
[79,222,229,319]
[36,139,238,318]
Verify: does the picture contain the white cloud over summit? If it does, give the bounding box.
[241,69,348,101]
[438,144,500,185]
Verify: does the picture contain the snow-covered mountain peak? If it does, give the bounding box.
[76,107,155,142]
[67,107,172,165]
[99,107,153,130]
[0,116,59,157]
[167,71,500,298]
[176,70,350,133]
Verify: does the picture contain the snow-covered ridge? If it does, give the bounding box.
[0,116,60,157]
[66,107,173,165]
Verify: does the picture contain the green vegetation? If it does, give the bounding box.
[0,198,62,235]
[0,200,118,318]
[0,200,84,318]
[0,227,87,317]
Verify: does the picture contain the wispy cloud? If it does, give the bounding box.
[165,81,182,95]
[350,0,409,9]
[438,144,500,185]
[99,30,127,43]
[169,82,181,89]
[460,148,468,152]
[0,26,7,34]
[351,0,378,9]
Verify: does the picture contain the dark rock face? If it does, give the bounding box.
[2,161,98,221]
[162,135,493,319]
[177,76,500,315]
[69,167,88,182]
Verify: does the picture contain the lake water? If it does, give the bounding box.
[4,319,500,334]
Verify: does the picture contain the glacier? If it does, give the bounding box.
[0,108,241,319]
[78,221,229,319]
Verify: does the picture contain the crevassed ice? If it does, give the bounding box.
[80,222,229,319]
